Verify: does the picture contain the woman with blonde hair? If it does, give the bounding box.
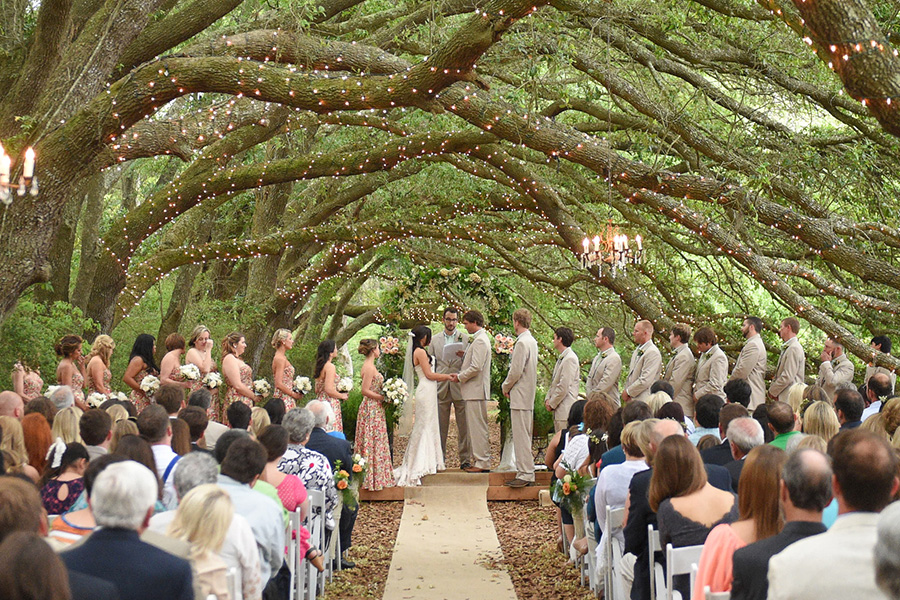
[222,332,259,413]
[51,406,83,443]
[861,413,892,441]
[271,328,302,411]
[85,334,115,397]
[802,401,840,442]
[647,391,673,416]
[786,382,808,416]
[167,484,232,599]
[109,419,139,453]
[105,403,129,425]
[0,416,40,481]
[185,325,218,419]
[55,334,87,410]
[249,407,271,438]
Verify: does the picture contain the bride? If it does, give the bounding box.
[394,325,457,487]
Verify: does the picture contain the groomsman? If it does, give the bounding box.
[865,335,896,395]
[731,316,768,409]
[693,326,728,402]
[586,327,622,406]
[816,337,855,400]
[663,323,696,417]
[501,309,539,487]
[545,327,580,433]
[769,317,805,403]
[622,320,662,403]
[429,307,472,468]
[458,310,492,473]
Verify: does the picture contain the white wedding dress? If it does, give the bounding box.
[394,358,445,487]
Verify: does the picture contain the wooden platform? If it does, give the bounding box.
[359,469,552,501]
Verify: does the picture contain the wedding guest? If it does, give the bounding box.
[803,401,840,442]
[835,388,865,430]
[692,445,786,598]
[547,400,586,546]
[56,334,88,411]
[723,378,752,408]
[0,390,24,420]
[123,334,159,413]
[21,412,51,473]
[271,329,302,411]
[866,335,896,395]
[264,397,286,425]
[875,502,900,600]
[0,416,39,481]
[185,325,218,419]
[104,403,128,426]
[85,335,115,397]
[109,419,138,452]
[693,327,728,402]
[48,454,128,546]
[429,307,471,468]
[221,332,258,414]
[689,394,724,445]
[11,361,43,401]
[160,333,192,390]
[730,317,767,409]
[0,532,73,600]
[79,408,112,461]
[502,309,539,488]
[622,320,663,404]
[700,403,749,466]
[188,388,227,448]
[586,326,621,406]
[249,407,271,438]
[39,441,89,515]
[47,386,74,412]
[137,405,181,509]
[51,406,83,444]
[768,401,801,449]
[227,401,251,431]
[546,326,580,433]
[178,406,209,453]
[24,397,56,426]
[113,435,164,504]
[664,323,696,418]
[599,400,652,472]
[313,340,348,433]
[863,372,893,421]
[171,419,191,455]
[355,339,392,491]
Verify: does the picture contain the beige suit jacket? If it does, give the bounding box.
[625,342,662,402]
[663,344,696,411]
[428,328,468,402]
[730,334,767,409]
[816,354,855,400]
[547,347,580,422]
[501,330,538,410]
[693,344,728,400]
[458,328,491,400]
[769,337,805,402]
[586,348,622,400]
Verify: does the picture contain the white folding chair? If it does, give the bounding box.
[584,508,601,596]
[305,489,326,600]
[648,525,661,600]
[704,586,730,600]
[604,506,626,600]
[288,508,305,600]
[665,543,704,600]
[226,566,237,600]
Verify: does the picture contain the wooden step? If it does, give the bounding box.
[359,468,552,502]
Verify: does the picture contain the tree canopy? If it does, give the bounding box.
[2,0,900,376]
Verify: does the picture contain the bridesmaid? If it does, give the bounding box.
[271,329,302,411]
[85,335,115,397]
[55,335,87,411]
[160,333,192,391]
[12,361,44,401]
[185,325,218,419]
[355,339,393,491]
[123,334,159,413]
[314,340,348,434]
[222,332,259,414]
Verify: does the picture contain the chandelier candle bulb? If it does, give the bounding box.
[23,148,34,179]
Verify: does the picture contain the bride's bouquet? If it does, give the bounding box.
[253,379,272,398]
[382,377,408,406]
[336,377,353,393]
[293,376,312,395]
[179,363,202,382]
[202,372,223,389]
[140,375,161,396]
[86,392,107,409]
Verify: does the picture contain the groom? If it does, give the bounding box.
[458,309,492,473]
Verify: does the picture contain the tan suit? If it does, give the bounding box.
[428,329,471,464]
[458,328,492,470]
[865,365,895,395]
[769,337,805,403]
[817,354,855,400]
[501,330,538,481]
[663,344,696,417]
[546,346,580,432]
[624,341,662,403]
[586,348,622,405]
[693,344,728,401]
[730,333,767,409]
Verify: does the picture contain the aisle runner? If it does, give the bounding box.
[382,476,518,600]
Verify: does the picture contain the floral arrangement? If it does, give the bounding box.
[45,385,62,397]
[140,375,160,396]
[350,453,367,487]
[179,363,201,381]
[382,377,408,406]
[493,333,515,355]
[293,376,312,395]
[550,465,592,515]
[111,391,129,402]
[336,377,353,393]
[86,392,107,409]
[333,461,357,508]
[252,379,271,398]
[379,336,400,355]
[202,372,223,389]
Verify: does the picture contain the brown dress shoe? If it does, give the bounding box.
[463,466,490,473]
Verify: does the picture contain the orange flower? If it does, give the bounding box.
[339,470,349,478]
[352,464,362,473]
[562,482,571,495]
[337,480,348,490]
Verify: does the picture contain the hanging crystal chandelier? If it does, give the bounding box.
[580,220,643,272]
[0,144,37,206]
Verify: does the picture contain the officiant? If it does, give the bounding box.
[428,306,472,469]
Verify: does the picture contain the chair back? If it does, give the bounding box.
[665,543,704,600]
[648,525,661,600]
[603,506,626,600]
[704,586,731,600]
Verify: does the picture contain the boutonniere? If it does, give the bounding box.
[468,335,474,344]
[637,348,644,357]
[601,351,608,359]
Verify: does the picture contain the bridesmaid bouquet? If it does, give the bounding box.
[336,377,353,393]
[179,364,202,381]
[382,377,408,406]
[111,391,129,402]
[45,385,62,397]
[253,379,272,398]
[140,375,161,396]
[86,392,107,409]
[493,333,515,354]
[293,376,312,395]
[202,372,223,389]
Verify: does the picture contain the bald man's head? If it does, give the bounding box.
[647,418,685,464]
[0,391,24,419]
